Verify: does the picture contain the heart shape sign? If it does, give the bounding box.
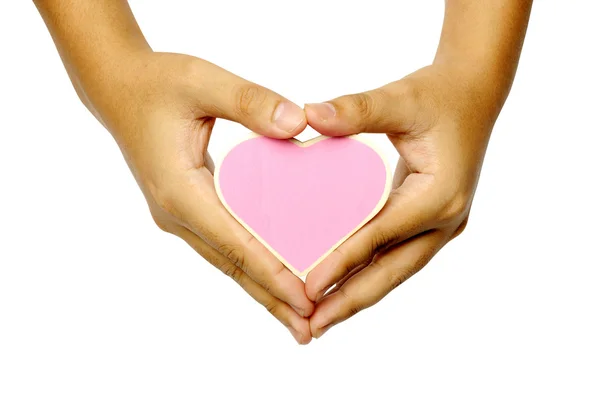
[215,134,392,276]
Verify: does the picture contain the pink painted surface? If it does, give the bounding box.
[218,136,388,274]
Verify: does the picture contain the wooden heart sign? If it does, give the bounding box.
[215,134,392,277]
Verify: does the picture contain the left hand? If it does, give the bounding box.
[304,64,504,338]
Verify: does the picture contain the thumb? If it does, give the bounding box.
[197,64,306,138]
[304,83,419,136]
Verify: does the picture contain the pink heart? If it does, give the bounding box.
[215,135,391,276]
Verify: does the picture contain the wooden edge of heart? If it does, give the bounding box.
[214,133,393,278]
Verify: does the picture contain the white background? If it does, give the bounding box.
[1,1,599,397]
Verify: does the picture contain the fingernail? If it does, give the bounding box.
[272,101,305,135]
[306,103,336,122]
[291,305,305,317]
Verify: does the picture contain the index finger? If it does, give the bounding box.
[169,167,315,317]
[310,229,448,338]
[305,172,441,301]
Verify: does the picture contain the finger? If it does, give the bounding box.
[192,60,306,138]
[318,157,411,302]
[318,261,370,302]
[172,168,315,317]
[310,230,448,339]
[304,81,420,136]
[174,225,312,344]
[305,172,441,301]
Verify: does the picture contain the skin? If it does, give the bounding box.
[34,0,532,344]
[34,0,314,344]
[304,0,534,338]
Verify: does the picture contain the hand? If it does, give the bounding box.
[304,65,504,338]
[86,51,314,344]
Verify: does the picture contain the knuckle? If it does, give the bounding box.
[261,280,274,296]
[348,306,361,317]
[451,217,470,240]
[371,258,407,291]
[350,92,376,121]
[370,228,394,254]
[341,260,355,279]
[148,181,183,221]
[151,213,172,233]
[400,77,426,105]
[218,243,249,274]
[234,84,268,118]
[371,258,417,292]
[387,268,409,290]
[398,77,440,132]
[264,267,287,296]
[439,192,471,225]
[332,247,356,279]
[339,288,362,317]
[157,195,176,216]
[221,263,244,284]
[173,54,204,80]
[263,299,279,317]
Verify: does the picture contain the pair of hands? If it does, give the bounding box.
[89,51,495,344]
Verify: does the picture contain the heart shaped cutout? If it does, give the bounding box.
[215,134,392,276]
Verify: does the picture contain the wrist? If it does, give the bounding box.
[432,0,532,119]
[430,58,512,121]
[75,49,156,126]
[77,47,153,97]
[35,1,153,119]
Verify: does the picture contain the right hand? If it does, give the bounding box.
[81,51,314,344]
